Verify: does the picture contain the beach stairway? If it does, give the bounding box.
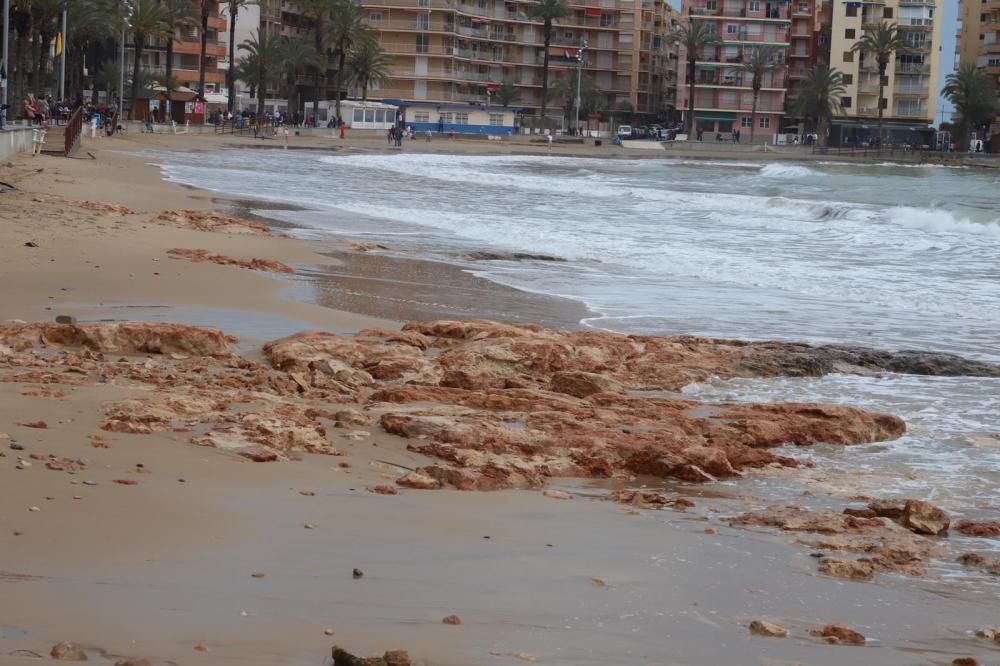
[39,108,83,157]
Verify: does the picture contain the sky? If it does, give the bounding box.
[665,0,959,121]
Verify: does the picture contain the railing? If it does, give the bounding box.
[897,62,930,72]
[64,107,83,156]
[894,86,930,95]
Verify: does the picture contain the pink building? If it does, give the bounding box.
[677,0,791,140]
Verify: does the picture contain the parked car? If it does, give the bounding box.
[617,125,633,138]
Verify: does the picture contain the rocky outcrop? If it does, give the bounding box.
[0,322,235,357]
[810,623,866,645]
[154,210,271,235]
[748,620,788,638]
[848,499,951,536]
[167,248,295,274]
[955,520,1000,538]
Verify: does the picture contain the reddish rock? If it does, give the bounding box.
[748,620,788,637]
[550,371,625,398]
[167,248,295,274]
[952,658,980,666]
[395,472,442,490]
[50,641,87,660]
[442,614,462,625]
[0,322,235,357]
[810,623,866,645]
[17,421,47,429]
[112,479,138,486]
[817,558,876,581]
[954,520,1000,538]
[154,210,271,235]
[383,651,411,666]
[900,499,950,536]
[371,485,398,495]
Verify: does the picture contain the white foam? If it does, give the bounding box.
[886,207,1000,237]
[759,163,817,178]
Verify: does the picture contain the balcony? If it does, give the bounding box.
[894,86,930,96]
[895,106,928,118]
[721,30,790,43]
[896,62,930,72]
[898,17,933,27]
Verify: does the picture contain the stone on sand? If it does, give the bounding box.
[748,620,788,638]
[50,641,88,660]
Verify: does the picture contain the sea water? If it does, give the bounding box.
[153,150,1000,518]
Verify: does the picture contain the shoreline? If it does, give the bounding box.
[2,134,999,666]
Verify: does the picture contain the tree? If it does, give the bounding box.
[163,0,199,92]
[668,20,717,138]
[525,0,569,126]
[326,0,372,120]
[224,0,256,112]
[943,63,999,150]
[344,40,391,103]
[195,0,214,97]
[238,28,282,115]
[791,63,846,146]
[851,22,908,147]
[279,36,319,117]
[550,68,605,126]
[127,0,170,118]
[494,80,519,107]
[295,0,338,122]
[737,45,781,143]
[66,0,119,100]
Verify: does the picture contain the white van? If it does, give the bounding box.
[617,125,633,139]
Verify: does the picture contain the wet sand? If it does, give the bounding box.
[1,132,999,666]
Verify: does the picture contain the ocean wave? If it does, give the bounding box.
[759,163,817,178]
[885,207,1000,237]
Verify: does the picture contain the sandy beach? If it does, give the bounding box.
[2,131,1000,666]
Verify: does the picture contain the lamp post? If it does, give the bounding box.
[574,40,587,136]
[58,10,67,101]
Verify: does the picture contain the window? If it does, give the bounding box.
[880,75,889,85]
[841,96,852,107]
[741,116,753,128]
[843,51,854,62]
[879,98,887,109]
[440,112,453,123]
[353,109,364,123]
[414,111,430,122]
[758,116,770,128]
[748,0,760,10]
[845,28,855,38]
[727,23,738,33]
[417,14,430,29]
[846,4,857,16]
[416,34,429,52]
[798,1,808,11]
[454,112,469,124]
[564,31,573,38]
[375,110,386,123]
[600,13,614,26]
[620,32,633,43]
[368,12,382,22]
[706,0,718,9]
[842,73,853,84]
[883,7,893,17]
[489,113,504,125]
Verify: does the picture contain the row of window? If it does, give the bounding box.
[739,116,770,128]
[410,111,506,125]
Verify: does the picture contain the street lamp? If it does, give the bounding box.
[574,40,587,136]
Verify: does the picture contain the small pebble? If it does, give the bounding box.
[10,443,25,451]
[178,478,186,483]
[193,644,209,653]
[324,628,335,636]
[251,572,266,579]
[304,523,315,530]
[352,568,364,579]
[82,480,97,486]
[28,506,40,512]
[240,611,248,617]
[73,496,82,500]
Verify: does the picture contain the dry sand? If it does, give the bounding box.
[1,132,999,666]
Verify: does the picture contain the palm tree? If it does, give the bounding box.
[495,80,519,107]
[66,0,119,99]
[326,0,372,121]
[279,37,320,118]
[550,69,605,126]
[851,22,908,147]
[668,20,717,138]
[128,0,170,118]
[238,28,283,115]
[525,0,569,126]
[943,63,1000,151]
[737,45,782,143]
[224,0,256,112]
[195,0,215,97]
[295,0,338,122]
[344,40,391,102]
[162,0,199,93]
[792,63,846,147]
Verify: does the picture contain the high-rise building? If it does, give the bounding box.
[352,0,680,132]
[825,0,941,145]
[677,0,791,141]
[956,0,1000,148]
[783,0,825,123]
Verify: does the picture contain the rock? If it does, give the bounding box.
[955,519,1000,538]
[748,619,788,638]
[324,628,335,636]
[396,471,442,490]
[50,641,88,660]
[358,658,387,666]
[353,568,364,579]
[543,489,572,500]
[442,614,462,625]
[810,623,866,645]
[28,506,40,512]
[17,421,47,429]
[251,572,266,578]
[304,523,316,529]
[900,499,950,535]
[952,659,979,666]
[167,248,295,274]
[114,659,153,666]
[331,646,359,666]
[193,644,210,652]
[154,210,271,235]
[0,322,235,357]
[334,409,372,427]
[383,651,411,666]
[9,442,24,450]
[550,371,625,398]
[55,315,77,325]
[817,558,876,581]
[371,485,398,495]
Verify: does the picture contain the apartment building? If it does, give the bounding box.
[957,0,1000,147]
[826,0,941,145]
[677,0,791,141]
[356,0,680,132]
[783,0,826,124]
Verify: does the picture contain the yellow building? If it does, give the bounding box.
[826,0,941,146]
[957,0,1000,146]
[356,0,680,129]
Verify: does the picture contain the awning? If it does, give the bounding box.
[584,7,601,16]
[548,47,569,57]
[203,92,228,105]
[695,112,736,122]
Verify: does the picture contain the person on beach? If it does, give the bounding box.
[696,126,704,141]
[449,127,455,140]
[387,127,394,144]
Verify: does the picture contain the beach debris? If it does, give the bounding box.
[748,620,788,638]
[442,615,462,625]
[166,248,295,274]
[974,627,998,640]
[28,506,40,512]
[352,568,364,579]
[304,523,316,530]
[50,641,87,660]
[17,421,48,429]
[543,489,572,500]
[251,572,266,578]
[55,315,77,325]
[954,519,1000,538]
[606,489,694,511]
[193,644,210,652]
[488,651,537,662]
[370,485,398,495]
[331,646,409,666]
[809,623,866,645]
[112,479,138,486]
[952,659,979,666]
[24,241,38,247]
[324,628,335,636]
[589,577,607,587]
[154,210,270,235]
